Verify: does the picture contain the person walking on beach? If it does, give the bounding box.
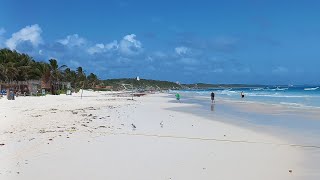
[175,93,180,102]
[211,92,215,103]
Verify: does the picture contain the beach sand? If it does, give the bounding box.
[0,91,318,180]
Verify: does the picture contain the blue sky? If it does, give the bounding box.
[1,0,320,84]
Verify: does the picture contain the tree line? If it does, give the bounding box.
[103,78,182,90]
[0,48,100,93]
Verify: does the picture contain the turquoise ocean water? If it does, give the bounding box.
[173,86,320,109]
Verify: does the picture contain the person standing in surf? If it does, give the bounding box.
[211,92,215,103]
[241,91,245,98]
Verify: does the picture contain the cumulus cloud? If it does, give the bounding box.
[119,34,142,55]
[6,24,43,50]
[88,43,105,54]
[175,46,189,55]
[105,40,119,50]
[57,34,86,47]
[88,34,142,56]
[88,40,118,54]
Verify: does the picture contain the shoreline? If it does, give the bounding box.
[0,91,319,179]
[169,93,320,135]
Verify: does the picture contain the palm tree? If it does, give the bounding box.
[33,62,51,89]
[0,48,100,93]
[48,59,67,94]
[76,67,85,78]
[87,73,99,89]
[0,63,5,81]
[0,49,7,81]
[76,66,86,90]
[15,53,34,81]
[0,49,17,83]
[2,61,18,83]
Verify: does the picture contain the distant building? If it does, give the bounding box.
[95,85,113,90]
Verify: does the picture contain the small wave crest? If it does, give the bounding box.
[304,87,319,91]
[252,88,264,91]
[218,89,238,96]
[244,93,313,98]
[270,87,289,91]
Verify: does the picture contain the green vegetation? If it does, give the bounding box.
[182,83,266,89]
[102,78,181,90]
[0,48,100,93]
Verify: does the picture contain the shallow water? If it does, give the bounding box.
[167,92,320,146]
[172,86,320,108]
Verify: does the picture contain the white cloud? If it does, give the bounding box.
[88,40,118,54]
[272,66,288,73]
[96,44,105,49]
[119,34,142,55]
[6,24,43,50]
[88,44,105,54]
[105,40,118,50]
[175,46,189,55]
[58,34,86,47]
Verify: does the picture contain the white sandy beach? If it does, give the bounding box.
[0,91,318,180]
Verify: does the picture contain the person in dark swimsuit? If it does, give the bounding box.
[211,92,215,103]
